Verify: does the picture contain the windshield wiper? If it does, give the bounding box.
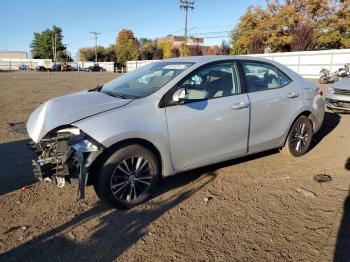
[104,91,128,99]
[88,84,103,92]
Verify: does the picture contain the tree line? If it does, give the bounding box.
[78,30,230,67]
[30,0,349,66]
[231,0,350,54]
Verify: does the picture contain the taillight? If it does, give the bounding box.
[316,87,323,96]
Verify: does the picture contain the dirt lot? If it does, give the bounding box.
[0,71,349,261]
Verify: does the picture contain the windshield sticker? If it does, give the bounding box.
[163,64,189,70]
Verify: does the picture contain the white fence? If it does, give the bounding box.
[126,49,350,79]
[0,59,115,72]
[248,49,350,78]
[0,58,52,71]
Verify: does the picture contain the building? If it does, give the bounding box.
[157,35,204,47]
[0,51,28,59]
[157,35,212,55]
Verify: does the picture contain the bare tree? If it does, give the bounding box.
[248,36,266,54]
[290,24,314,51]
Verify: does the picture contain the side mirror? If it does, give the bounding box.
[172,88,186,104]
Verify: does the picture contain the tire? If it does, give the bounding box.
[93,144,160,209]
[283,116,313,157]
[319,76,329,84]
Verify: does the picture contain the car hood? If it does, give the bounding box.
[27,91,132,143]
[333,78,350,90]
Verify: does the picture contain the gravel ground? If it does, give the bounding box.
[0,71,349,261]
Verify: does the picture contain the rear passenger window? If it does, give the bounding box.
[242,62,291,93]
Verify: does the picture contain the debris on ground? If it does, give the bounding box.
[204,196,213,202]
[297,188,317,198]
[314,174,333,183]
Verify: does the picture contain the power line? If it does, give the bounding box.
[180,0,195,46]
[90,32,101,62]
[190,30,232,36]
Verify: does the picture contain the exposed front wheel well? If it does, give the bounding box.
[87,138,162,186]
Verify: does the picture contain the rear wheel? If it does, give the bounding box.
[94,144,160,209]
[283,116,313,157]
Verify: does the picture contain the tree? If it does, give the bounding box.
[179,44,191,56]
[30,26,66,60]
[220,40,231,55]
[153,48,164,59]
[115,29,139,67]
[209,45,221,55]
[290,24,314,51]
[231,0,350,53]
[78,45,116,62]
[138,38,154,60]
[171,47,180,58]
[190,45,203,56]
[157,41,173,59]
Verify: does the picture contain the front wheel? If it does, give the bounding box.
[94,144,160,209]
[283,116,313,157]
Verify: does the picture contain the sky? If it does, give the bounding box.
[0,0,266,59]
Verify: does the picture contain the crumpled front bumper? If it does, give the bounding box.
[27,132,104,199]
[325,98,350,111]
[325,92,350,111]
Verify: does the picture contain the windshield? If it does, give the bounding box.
[101,61,193,99]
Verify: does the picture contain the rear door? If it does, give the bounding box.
[240,61,301,152]
[165,61,250,170]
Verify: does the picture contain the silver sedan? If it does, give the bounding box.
[325,78,350,111]
[26,56,325,208]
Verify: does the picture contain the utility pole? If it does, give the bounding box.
[180,0,194,46]
[90,32,101,62]
[52,32,57,63]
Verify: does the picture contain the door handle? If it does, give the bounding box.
[287,92,299,98]
[231,102,249,110]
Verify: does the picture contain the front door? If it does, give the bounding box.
[165,61,250,170]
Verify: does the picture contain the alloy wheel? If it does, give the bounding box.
[291,121,311,152]
[110,156,153,202]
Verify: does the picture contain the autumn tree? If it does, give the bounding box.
[231,0,350,54]
[138,38,155,60]
[157,41,173,59]
[171,47,180,57]
[152,48,163,59]
[208,45,221,55]
[115,29,138,67]
[179,44,191,56]
[79,45,116,62]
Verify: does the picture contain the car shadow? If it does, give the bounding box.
[0,164,218,261]
[0,139,36,196]
[309,111,341,151]
[333,157,350,261]
[0,145,282,261]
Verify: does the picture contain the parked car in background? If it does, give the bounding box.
[18,64,30,71]
[26,56,324,209]
[325,78,350,111]
[50,64,61,71]
[85,65,105,72]
[35,66,47,71]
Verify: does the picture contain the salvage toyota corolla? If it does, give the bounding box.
[27,56,325,208]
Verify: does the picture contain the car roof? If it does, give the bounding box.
[165,55,274,64]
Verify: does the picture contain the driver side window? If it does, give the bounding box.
[178,62,241,102]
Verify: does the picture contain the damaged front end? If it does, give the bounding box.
[28,127,104,199]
